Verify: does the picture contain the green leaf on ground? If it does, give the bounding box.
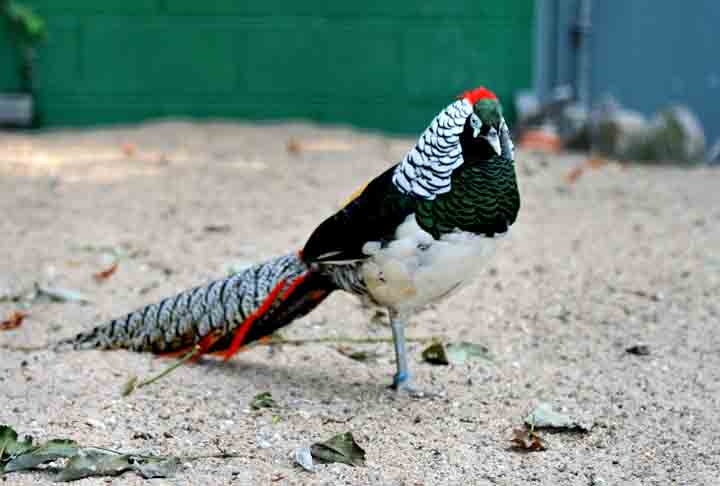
[134,457,181,479]
[525,403,591,432]
[1,425,178,481]
[4,439,78,472]
[250,392,276,410]
[0,425,35,470]
[445,342,491,365]
[55,447,178,482]
[310,432,365,467]
[422,341,491,366]
[421,341,449,365]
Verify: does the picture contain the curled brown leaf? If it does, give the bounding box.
[565,157,611,184]
[0,311,27,331]
[511,428,546,452]
[93,262,119,282]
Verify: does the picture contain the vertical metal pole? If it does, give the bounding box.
[574,0,593,110]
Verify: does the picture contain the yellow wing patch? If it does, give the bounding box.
[341,181,369,208]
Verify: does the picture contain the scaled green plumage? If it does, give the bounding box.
[415,155,520,239]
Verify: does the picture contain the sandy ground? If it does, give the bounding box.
[1,120,719,486]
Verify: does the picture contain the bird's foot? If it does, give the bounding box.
[388,372,436,399]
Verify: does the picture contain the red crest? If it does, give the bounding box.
[461,86,498,104]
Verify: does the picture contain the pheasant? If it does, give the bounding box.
[58,86,520,393]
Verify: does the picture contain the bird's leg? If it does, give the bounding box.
[389,309,413,390]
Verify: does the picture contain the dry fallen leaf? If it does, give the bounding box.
[310,432,366,467]
[120,143,137,157]
[286,138,354,155]
[518,129,561,153]
[565,164,586,184]
[1,425,35,464]
[55,447,178,482]
[4,439,78,473]
[587,157,609,169]
[93,262,118,282]
[565,157,612,184]
[0,311,27,331]
[511,428,546,452]
[286,138,302,155]
[0,424,177,481]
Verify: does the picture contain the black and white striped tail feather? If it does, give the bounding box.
[55,252,316,354]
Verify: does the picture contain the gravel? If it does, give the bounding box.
[1,120,719,485]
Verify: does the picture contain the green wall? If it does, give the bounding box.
[2,1,533,133]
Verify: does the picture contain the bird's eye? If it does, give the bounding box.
[470,114,481,128]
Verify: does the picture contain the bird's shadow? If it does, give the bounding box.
[183,352,396,403]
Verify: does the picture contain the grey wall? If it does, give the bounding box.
[535,0,720,146]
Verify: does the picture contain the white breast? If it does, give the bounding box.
[359,214,499,313]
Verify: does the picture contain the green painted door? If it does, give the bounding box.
[1,1,533,133]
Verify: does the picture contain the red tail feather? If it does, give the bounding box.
[222,277,289,361]
[220,271,312,361]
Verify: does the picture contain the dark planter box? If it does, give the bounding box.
[0,92,33,127]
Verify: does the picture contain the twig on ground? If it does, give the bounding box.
[179,451,244,461]
[257,335,436,346]
[0,343,50,352]
[122,345,202,396]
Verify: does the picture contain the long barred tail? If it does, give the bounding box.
[55,252,334,359]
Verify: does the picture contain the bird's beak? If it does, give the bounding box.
[484,126,501,155]
[473,126,481,138]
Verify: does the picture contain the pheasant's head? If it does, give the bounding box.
[461,87,510,158]
[391,85,515,200]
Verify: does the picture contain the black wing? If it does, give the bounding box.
[302,165,417,263]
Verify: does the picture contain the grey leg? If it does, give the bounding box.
[389,310,412,390]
